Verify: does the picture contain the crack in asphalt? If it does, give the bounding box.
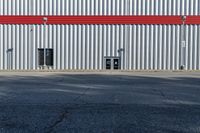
[45,110,69,133]
[45,87,91,133]
[73,87,91,102]
[153,88,186,105]
[158,90,166,98]
[153,88,166,98]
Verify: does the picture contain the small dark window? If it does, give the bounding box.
[38,48,53,66]
[106,59,111,69]
[38,49,44,66]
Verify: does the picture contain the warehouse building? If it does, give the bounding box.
[0,0,200,70]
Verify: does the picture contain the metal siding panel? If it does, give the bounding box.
[2,25,5,69]
[116,25,120,58]
[141,25,145,70]
[31,25,36,69]
[74,25,78,69]
[77,25,81,69]
[1,0,200,15]
[163,25,167,70]
[124,25,128,69]
[171,25,175,70]
[95,25,99,69]
[86,25,90,69]
[19,25,22,69]
[111,26,115,57]
[8,25,11,69]
[122,25,126,69]
[0,24,199,70]
[24,25,27,69]
[0,1,200,70]
[57,25,61,69]
[99,25,103,69]
[81,25,84,69]
[107,25,110,56]
[185,25,189,70]
[90,25,93,69]
[132,25,136,69]
[16,25,19,69]
[176,26,181,70]
[137,25,141,70]
[167,26,171,70]
[158,25,162,69]
[189,26,193,70]
[12,25,16,69]
[145,25,150,69]
[36,25,40,69]
[65,25,69,69]
[63,25,67,69]
[53,25,57,69]
[198,25,200,69]
[41,0,44,15]
[150,25,154,70]
[168,0,172,15]
[154,25,158,69]
[0,25,2,69]
[61,25,64,69]
[193,25,197,70]
[128,25,132,69]
[103,25,106,60]
[2,25,7,69]
[0,1,2,15]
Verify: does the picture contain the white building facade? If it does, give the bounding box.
[0,0,200,70]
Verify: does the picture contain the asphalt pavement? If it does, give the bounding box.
[0,71,200,133]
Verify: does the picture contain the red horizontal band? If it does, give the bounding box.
[185,16,200,24]
[0,16,199,25]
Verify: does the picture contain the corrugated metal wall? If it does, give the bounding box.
[0,0,200,70]
[0,0,200,15]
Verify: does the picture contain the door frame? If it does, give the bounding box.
[7,48,13,70]
[104,56,121,70]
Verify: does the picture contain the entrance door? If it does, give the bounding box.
[106,59,111,69]
[104,57,120,70]
[38,49,44,66]
[113,59,120,70]
[38,48,54,69]
[7,48,13,70]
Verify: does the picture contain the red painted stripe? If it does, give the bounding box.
[186,16,200,24]
[0,15,199,25]
[0,16,183,25]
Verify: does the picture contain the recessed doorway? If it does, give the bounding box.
[104,57,120,70]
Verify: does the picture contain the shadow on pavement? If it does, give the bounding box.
[0,74,199,132]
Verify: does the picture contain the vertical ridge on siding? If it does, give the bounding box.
[0,0,200,15]
[0,0,200,70]
[0,24,199,70]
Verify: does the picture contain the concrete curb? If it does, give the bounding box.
[0,70,200,73]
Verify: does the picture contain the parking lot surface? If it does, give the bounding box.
[0,71,200,133]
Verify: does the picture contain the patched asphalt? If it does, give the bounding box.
[0,72,200,133]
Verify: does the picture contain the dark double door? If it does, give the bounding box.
[105,57,120,70]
